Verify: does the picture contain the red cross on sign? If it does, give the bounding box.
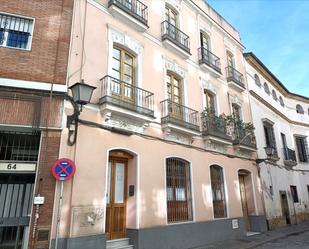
[51,158,76,181]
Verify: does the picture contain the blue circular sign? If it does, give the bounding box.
[52,158,76,181]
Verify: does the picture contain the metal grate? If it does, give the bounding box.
[0,174,35,218]
[166,158,192,223]
[210,165,227,218]
[0,132,41,162]
[0,13,33,49]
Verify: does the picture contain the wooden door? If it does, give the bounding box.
[280,191,291,225]
[239,175,250,231]
[106,158,127,240]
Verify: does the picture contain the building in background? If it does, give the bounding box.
[54,1,266,249]
[0,1,73,249]
[245,52,309,230]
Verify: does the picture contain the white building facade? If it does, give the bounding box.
[245,52,309,229]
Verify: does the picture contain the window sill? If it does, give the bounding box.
[0,44,31,52]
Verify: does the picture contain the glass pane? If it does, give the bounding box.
[124,64,132,76]
[114,163,125,204]
[106,162,111,204]
[124,75,132,85]
[124,53,133,65]
[111,69,120,80]
[166,75,171,83]
[7,30,29,49]
[112,58,120,71]
[113,48,120,59]
[173,78,179,87]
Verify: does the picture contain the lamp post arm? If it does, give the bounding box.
[66,95,81,146]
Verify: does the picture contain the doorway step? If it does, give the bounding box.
[107,238,133,249]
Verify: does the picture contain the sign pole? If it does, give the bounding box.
[55,180,64,249]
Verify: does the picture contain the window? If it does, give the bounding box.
[166,158,193,223]
[232,103,241,121]
[296,104,304,114]
[167,72,182,105]
[263,82,270,94]
[204,89,216,112]
[272,90,277,101]
[254,74,261,86]
[295,136,309,162]
[210,165,227,218]
[263,121,277,155]
[165,5,178,27]
[111,46,135,100]
[200,32,210,50]
[279,96,284,106]
[290,185,299,203]
[0,13,34,50]
[226,51,234,68]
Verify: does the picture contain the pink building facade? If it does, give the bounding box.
[52,1,267,248]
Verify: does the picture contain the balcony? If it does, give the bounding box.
[108,0,148,32]
[99,76,154,126]
[161,21,191,58]
[283,148,297,167]
[201,111,232,145]
[198,47,221,78]
[232,122,257,151]
[161,99,200,134]
[226,66,245,92]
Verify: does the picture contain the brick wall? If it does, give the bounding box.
[0,0,74,84]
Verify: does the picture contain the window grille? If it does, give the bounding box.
[0,13,34,49]
[210,165,227,218]
[0,132,41,162]
[166,158,192,223]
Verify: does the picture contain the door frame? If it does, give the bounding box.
[279,190,291,225]
[105,150,133,240]
[238,173,250,231]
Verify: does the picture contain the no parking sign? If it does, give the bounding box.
[51,158,76,181]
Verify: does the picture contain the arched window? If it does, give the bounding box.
[279,96,284,107]
[166,158,193,223]
[296,104,304,114]
[210,165,227,218]
[254,74,261,86]
[263,82,270,95]
[272,90,277,101]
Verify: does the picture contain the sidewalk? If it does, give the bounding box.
[193,221,309,249]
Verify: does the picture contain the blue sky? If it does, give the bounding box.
[207,0,309,97]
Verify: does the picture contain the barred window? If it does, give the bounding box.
[0,132,41,162]
[0,13,34,50]
[263,82,270,95]
[166,158,193,223]
[210,165,227,218]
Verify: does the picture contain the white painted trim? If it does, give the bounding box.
[0,78,67,92]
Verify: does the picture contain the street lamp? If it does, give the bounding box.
[67,79,96,146]
[256,146,276,164]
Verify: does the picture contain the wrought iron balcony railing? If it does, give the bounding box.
[198,47,221,73]
[161,99,199,131]
[161,21,190,54]
[232,122,256,149]
[283,147,297,162]
[108,0,148,26]
[99,75,154,117]
[201,111,231,141]
[226,66,245,88]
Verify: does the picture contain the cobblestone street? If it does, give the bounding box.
[255,230,309,249]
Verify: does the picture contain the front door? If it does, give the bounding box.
[239,175,250,231]
[105,158,127,240]
[280,191,291,225]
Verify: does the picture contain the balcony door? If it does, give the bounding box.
[167,72,183,119]
[111,46,135,103]
[165,6,178,39]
